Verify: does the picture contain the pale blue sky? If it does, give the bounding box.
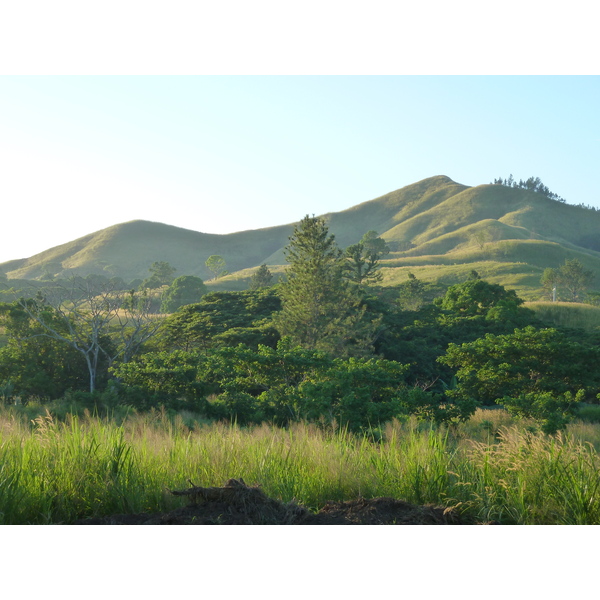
[1,75,599,264]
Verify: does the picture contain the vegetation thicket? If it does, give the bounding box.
[2,214,597,436]
[0,216,600,433]
[160,275,207,313]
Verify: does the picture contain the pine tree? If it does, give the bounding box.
[274,215,378,356]
[344,230,389,285]
[249,264,273,290]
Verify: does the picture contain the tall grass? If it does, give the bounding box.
[1,406,599,524]
[525,301,600,331]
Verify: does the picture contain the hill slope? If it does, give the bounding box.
[3,175,600,300]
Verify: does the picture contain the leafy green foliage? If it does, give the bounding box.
[397,272,426,311]
[159,289,281,352]
[541,260,594,303]
[0,301,92,398]
[438,278,524,318]
[501,390,585,434]
[112,339,476,430]
[205,255,227,281]
[160,275,207,313]
[141,261,177,289]
[109,349,213,411]
[369,278,539,387]
[439,326,600,409]
[540,267,559,301]
[557,259,594,302]
[1,278,163,394]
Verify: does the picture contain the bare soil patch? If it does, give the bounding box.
[74,478,483,525]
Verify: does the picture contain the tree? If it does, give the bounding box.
[344,230,389,285]
[491,175,566,203]
[501,390,584,435]
[472,230,491,251]
[397,272,426,311]
[160,275,207,313]
[557,259,594,302]
[0,301,90,398]
[113,340,474,430]
[274,215,378,356]
[249,264,273,290]
[439,279,524,317]
[540,268,559,301]
[439,326,600,408]
[205,255,227,281]
[15,279,164,393]
[141,261,177,289]
[160,289,281,352]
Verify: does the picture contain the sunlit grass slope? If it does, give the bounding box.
[525,301,600,331]
[5,220,295,283]
[3,175,600,299]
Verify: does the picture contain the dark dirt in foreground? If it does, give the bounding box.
[74,478,485,525]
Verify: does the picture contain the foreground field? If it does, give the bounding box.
[1,406,600,525]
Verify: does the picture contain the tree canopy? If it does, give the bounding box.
[205,255,227,280]
[274,215,379,356]
[141,261,177,289]
[161,275,207,313]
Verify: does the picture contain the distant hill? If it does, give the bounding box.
[3,175,600,300]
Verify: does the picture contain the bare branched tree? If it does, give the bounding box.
[17,279,164,393]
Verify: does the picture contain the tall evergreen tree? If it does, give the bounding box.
[250,264,274,290]
[274,215,378,356]
[344,230,389,285]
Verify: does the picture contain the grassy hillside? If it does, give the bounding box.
[3,175,600,299]
[3,220,295,283]
[525,302,600,331]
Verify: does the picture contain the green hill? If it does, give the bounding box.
[3,175,600,300]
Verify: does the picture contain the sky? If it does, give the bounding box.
[1,75,598,264]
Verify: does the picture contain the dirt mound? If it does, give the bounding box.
[74,478,472,525]
[308,497,464,525]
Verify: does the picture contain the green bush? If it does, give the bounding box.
[577,404,600,424]
[502,389,584,434]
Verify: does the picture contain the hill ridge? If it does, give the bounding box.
[3,175,600,300]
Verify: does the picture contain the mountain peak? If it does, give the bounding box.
[3,176,600,301]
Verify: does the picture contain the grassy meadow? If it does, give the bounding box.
[2,403,600,525]
[525,301,600,331]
